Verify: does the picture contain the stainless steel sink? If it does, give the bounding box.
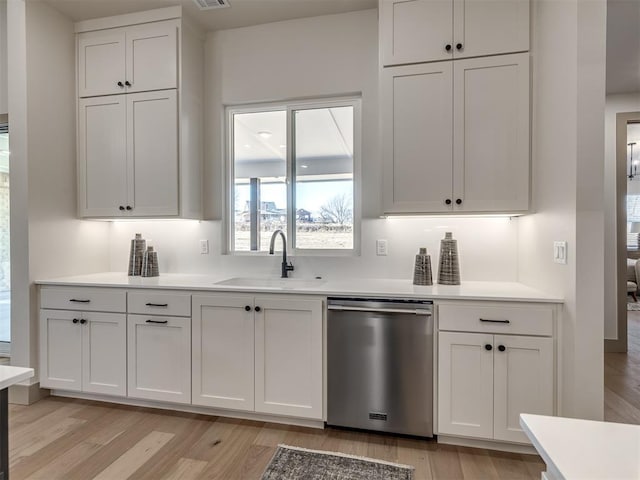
[214,277,325,290]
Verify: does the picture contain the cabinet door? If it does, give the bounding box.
[453,0,529,59]
[493,335,553,443]
[82,312,126,396]
[438,331,494,438]
[127,314,191,404]
[77,28,126,97]
[125,20,178,94]
[78,95,127,217]
[254,297,323,419]
[126,90,178,216]
[382,62,454,214]
[39,310,82,391]
[380,0,453,66]
[453,53,530,212]
[192,295,255,411]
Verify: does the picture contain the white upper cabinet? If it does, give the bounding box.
[75,10,203,219]
[77,20,177,97]
[383,53,530,214]
[380,0,530,66]
[78,90,178,217]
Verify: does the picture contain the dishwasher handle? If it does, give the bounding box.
[327,304,432,315]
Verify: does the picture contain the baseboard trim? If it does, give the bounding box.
[50,390,325,429]
[605,337,627,353]
[9,383,50,405]
[437,434,537,455]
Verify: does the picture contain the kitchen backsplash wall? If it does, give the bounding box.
[108,217,519,281]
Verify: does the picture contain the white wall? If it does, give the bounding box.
[108,9,521,282]
[519,0,606,419]
[8,0,109,377]
[0,0,7,114]
[604,93,640,340]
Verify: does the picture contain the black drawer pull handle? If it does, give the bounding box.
[145,319,168,324]
[485,344,492,351]
[145,303,168,307]
[80,319,87,325]
[72,318,79,324]
[70,299,90,303]
[498,345,506,352]
[479,318,510,324]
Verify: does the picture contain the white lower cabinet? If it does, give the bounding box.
[127,314,191,404]
[40,309,126,396]
[438,303,555,444]
[192,294,323,420]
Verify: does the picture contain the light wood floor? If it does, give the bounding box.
[604,309,640,424]
[9,314,640,480]
[7,396,546,480]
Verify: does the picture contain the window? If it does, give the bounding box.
[227,98,359,254]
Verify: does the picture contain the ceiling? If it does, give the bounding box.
[607,0,640,94]
[43,0,377,31]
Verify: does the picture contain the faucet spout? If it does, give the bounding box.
[269,229,294,278]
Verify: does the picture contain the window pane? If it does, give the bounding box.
[294,106,354,249]
[0,130,9,343]
[232,110,287,252]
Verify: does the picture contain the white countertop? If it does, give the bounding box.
[35,272,563,303]
[520,414,640,480]
[0,366,34,390]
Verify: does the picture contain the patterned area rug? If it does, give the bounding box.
[261,444,414,480]
[628,302,640,311]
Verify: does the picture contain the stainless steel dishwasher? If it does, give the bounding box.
[327,297,433,437]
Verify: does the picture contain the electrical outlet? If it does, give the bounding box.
[376,239,388,256]
[553,241,567,264]
[200,239,209,255]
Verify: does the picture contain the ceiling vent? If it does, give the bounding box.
[192,0,230,10]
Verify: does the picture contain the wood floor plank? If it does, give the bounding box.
[160,458,209,480]
[458,446,500,480]
[24,441,102,480]
[92,430,175,480]
[429,444,464,479]
[489,450,536,480]
[397,437,434,480]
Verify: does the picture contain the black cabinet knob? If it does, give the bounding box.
[245,305,251,311]
[72,318,79,324]
[455,198,462,205]
[80,319,87,325]
[117,81,124,87]
[125,81,131,87]
[126,206,132,211]
[498,345,506,352]
[456,43,463,50]
[484,344,492,351]
[445,199,452,205]
[119,206,125,211]
[445,44,452,52]
[255,306,261,312]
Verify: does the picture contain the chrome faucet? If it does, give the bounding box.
[269,229,294,278]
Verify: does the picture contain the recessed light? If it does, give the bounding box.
[244,144,251,148]
[257,131,272,139]
[279,145,286,149]
[300,165,308,169]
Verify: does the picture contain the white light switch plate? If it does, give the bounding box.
[200,239,209,254]
[553,241,567,264]
[376,239,388,256]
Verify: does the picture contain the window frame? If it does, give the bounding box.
[225,96,361,256]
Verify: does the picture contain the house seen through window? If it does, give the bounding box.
[229,99,358,253]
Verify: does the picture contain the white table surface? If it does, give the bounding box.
[35,272,564,303]
[520,413,640,480]
[0,366,34,390]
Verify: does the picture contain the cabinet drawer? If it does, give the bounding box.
[438,303,553,336]
[128,290,191,317]
[40,287,126,313]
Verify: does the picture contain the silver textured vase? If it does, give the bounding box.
[437,232,460,285]
[128,233,146,276]
[413,247,433,286]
